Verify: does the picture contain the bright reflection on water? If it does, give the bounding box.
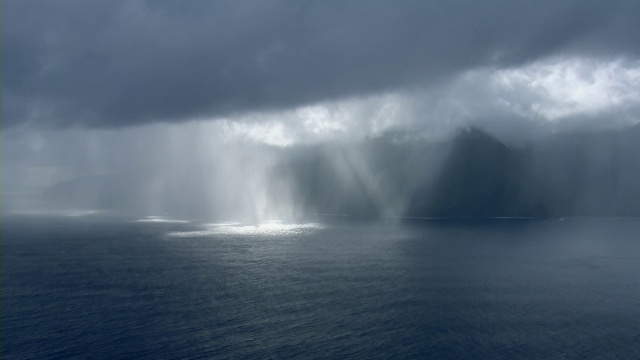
[133,216,190,224]
[167,219,324,237]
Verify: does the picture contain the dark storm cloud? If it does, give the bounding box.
[3,0,640,128]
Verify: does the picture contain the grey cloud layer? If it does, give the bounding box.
[4,0,640,128]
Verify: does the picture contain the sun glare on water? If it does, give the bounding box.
[133,216,190,224]
[167,220,324,238]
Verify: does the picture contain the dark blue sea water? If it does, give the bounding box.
[3,215,640,359]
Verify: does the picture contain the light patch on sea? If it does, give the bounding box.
[133,216,190,224]
[167,219,324,237]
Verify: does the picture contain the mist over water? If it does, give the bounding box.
[4,1,640,358]
[5,122,640,222]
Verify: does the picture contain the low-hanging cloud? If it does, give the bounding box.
[4,0,640,129]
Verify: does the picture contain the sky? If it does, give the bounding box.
[3,0,640,218]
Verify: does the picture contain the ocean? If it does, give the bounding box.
[3,215,640,359]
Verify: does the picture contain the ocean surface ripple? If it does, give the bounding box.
[3,216,640,359]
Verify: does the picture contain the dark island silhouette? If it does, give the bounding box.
[40,124,640,220]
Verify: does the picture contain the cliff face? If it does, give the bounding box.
[280,125,640,219]
[415,128,536,218]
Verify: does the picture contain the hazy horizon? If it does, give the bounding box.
[4,0,640,222]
